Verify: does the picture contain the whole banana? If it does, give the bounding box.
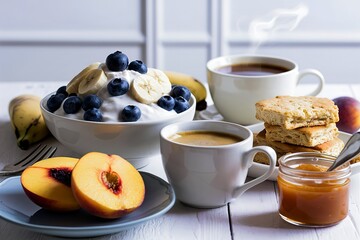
[9,94,49,150]
[164,71,208,111]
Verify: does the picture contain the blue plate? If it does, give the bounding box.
[0,172,175,238]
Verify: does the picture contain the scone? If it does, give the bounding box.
[265,122,339,147]
[255,96,339,129]
[254,130,344,165]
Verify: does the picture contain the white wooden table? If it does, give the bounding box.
[0,82,359,240]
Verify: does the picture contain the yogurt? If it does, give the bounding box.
[54,68,178,122]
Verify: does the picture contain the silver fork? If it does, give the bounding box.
[0,144,57,176]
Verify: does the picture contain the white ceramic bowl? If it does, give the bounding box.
[40,94,196,169]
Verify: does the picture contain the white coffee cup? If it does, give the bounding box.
[160,120,276,208]
[207,55,325,125]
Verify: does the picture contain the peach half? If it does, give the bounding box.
[71,152,145,219]
[21,157,80,212]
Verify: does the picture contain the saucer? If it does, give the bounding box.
[197,104,224,121]
[196,104,264,132]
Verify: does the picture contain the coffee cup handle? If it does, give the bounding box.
[231,146,276,199]
[297,69,325,96]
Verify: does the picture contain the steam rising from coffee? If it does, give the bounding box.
[248,4,309,53]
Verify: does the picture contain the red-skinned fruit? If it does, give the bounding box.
[333,96,360,133]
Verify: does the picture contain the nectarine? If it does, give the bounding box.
[333,96,360,133]
[71,152,145,219]
[21,157,80,212]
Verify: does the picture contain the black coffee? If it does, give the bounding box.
[216,63,289,76]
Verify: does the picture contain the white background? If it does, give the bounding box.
[1,0,360,84]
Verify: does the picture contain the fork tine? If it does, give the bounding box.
[20,145,56,168]
[14,144,43,166]
[42,146,57,159]
[17,145,49,167]
[0,145,58,176]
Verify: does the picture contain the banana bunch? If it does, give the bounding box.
[164,71,208,111]
[9,95,49,150]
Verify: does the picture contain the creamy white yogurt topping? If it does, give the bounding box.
[54,67,177,122]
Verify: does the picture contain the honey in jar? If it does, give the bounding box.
[277,152,351,227]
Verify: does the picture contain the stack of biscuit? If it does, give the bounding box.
[253,95,345,165]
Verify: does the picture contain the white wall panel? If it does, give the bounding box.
[154,0,215,82]
[0,0,146,83]
[162,0,209,33]
[0,0,143,31]
[161,44,210,82]
[0,45,144,82]
[1,0,360,84]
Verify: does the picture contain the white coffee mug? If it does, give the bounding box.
[207,55,325,125]
[160,120,276,208]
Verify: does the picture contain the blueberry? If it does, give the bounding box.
[63,96,82,114]
[121,105,141,122]
[128,60,148,74]
[83,108,103,122]
[170,86,191,101]
[56,86,68,97]
[196,99,207,111]
[82,94,102,111]
[173,96,190,113]
[47,93,66,112]
[106,51,129,71]
[107,78,129,96]
[157,95,175,111]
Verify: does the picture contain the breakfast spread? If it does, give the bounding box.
[46,51,194,122]
[4,46,360,239]
[253,96,345,165]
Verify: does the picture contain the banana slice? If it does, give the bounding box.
[78,68,108,95]
[66,62,101,94]
[131,74,163,104]
[147,68,172,95]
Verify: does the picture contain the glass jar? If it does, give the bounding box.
[277,152,351,227]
